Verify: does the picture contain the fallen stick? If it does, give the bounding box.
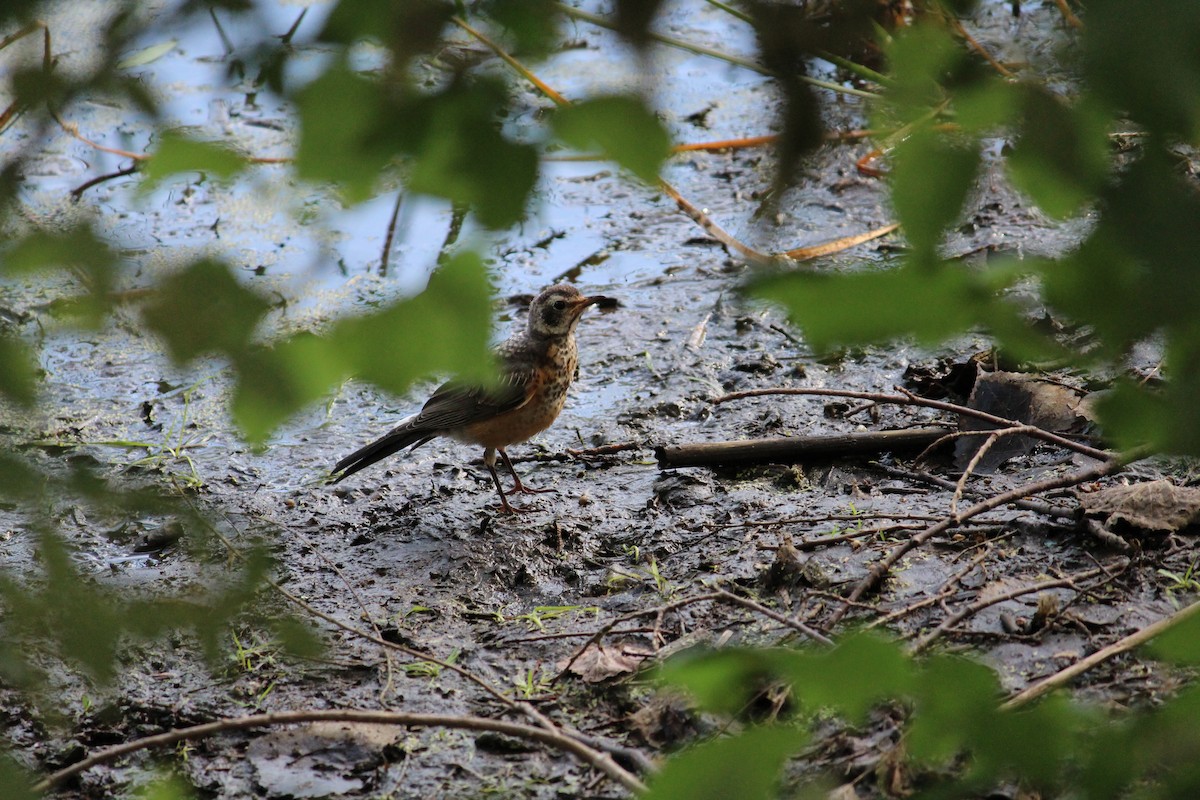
[1001,597,1200,711]
[33,709,647,794]
[655,426,951,469]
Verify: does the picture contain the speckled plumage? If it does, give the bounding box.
[331,284,605,513]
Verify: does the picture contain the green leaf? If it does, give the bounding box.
[270,617,325,660]
[0,224,116,327]
[0,753,36,800]
[0,334,38,406]
[1007,90,1110,219]
[232,251,493,442]
[953,77,1019,132]
[484,0,560,57]
[966,694,1079,788]
[655,647,777,716]
[777,631,914,724]
[133,772,197,800]
[231,332,344,444]
[1041,234,1152,355]
[906,654,1001,764]
[298,70,538,222]
[319,0,453,60]
[880,23,961,123]
[552,95,671,183]
[1084,0,1200,138]
[0,453,43,500]
[334,252,495,393]
[614,0,667,49]
[140,130,248,194]
[116,39,178,69]
[140,258,272,364]
[890,127,980,256]
[402,80,539,227]
[295,64,393,202]
[1101,151,1200,326]
[642,725,807,800]
[750,260,986,351]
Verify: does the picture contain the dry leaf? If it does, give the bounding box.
[559,643,652,682]
[955,369,1088,472]
[1078,480,1200,533]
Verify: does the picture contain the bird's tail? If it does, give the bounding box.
[329,419,437,484]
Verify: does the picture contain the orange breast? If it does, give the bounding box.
[461,343,578,449]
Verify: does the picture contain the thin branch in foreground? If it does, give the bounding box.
[32,709,647,795]
[1001,597,1200,711]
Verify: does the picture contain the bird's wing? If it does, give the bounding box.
[407,338,537,431]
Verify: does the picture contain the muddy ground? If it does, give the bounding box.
[1,1,1196,798]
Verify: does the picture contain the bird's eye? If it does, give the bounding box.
[553,300,567,311]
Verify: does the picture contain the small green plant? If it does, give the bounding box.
[228,630,279,675]
[1158,559,1200,606]
[510,605,599,632]
[396,605,438,629]
[646,557,676,599]
[400,649,459,686]
[510,665,553,699]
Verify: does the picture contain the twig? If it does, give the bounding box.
[207,508,654,778]
[32,709,647,794]
[712,589,834,645]
[70,163,139,200]
[867,548,991,630]
[948,17,1014,77]
[379,191,404,277]
[286,524,398,703]
[951,426,1017,516]
[554,592,724,681]
[714,386,1112,463]
[556,4,880,100]
[871,462,1076,520]
[658,179,775,265]
[828,456,1134,626]
[452,16,569,106]
[909,564,1118,654]
[1052,0,1084,29]
[1001,597,1200,711]
[779,222,899,261]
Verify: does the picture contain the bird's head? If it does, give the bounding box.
[526,284,608,338]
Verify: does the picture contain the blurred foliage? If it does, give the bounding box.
[1,0,1200,797]
[657,630,1200,798]
[752,0,1200,456]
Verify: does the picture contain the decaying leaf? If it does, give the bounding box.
[955,369,1089,472]
[1077,480,1200,534]
[629,691,700,749]
[248,722,402,798]
[559,643,653,683]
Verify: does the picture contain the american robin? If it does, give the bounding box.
[330,284,610,513]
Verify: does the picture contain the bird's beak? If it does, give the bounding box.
[576,295,617,312]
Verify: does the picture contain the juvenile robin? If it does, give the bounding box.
[330,284,610,513]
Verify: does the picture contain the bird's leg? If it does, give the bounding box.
[499,448,555,495]
[483,447,530,514]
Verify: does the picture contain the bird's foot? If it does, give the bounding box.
[490,499,537,515]
[507,482,556,496]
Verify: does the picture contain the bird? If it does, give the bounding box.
[330,283,611,513]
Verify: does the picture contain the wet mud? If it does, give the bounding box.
[1,1,1195,798]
